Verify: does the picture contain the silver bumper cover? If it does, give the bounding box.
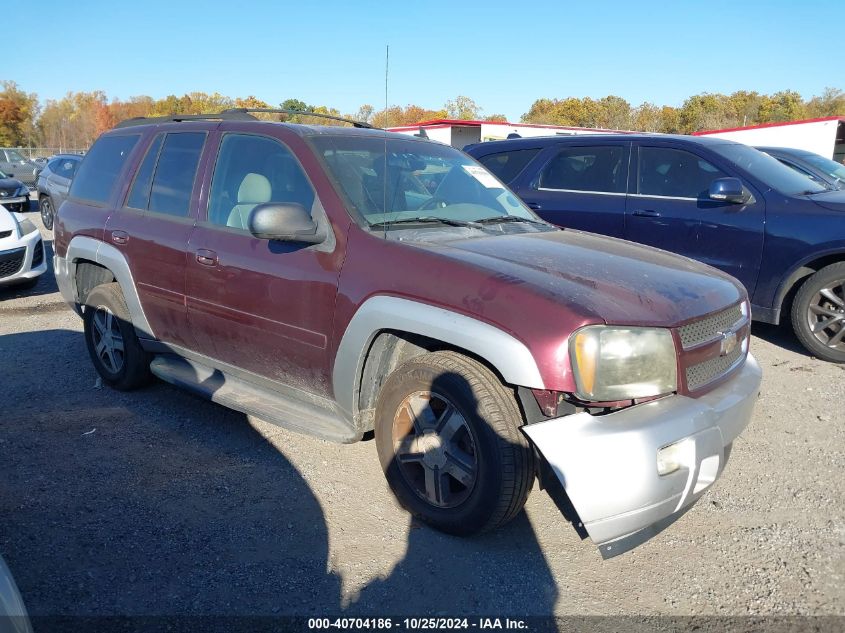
[524,354,762,557]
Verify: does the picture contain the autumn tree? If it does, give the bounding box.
[445,95,481,120]
[0,81,39,146]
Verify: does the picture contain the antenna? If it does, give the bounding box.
[385,44,389,113]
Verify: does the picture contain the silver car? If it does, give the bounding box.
[0,149,39,187]
[35,154,82,230]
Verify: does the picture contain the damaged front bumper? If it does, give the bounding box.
[524,354,762,558]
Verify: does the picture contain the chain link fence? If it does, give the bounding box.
[4,147,87,160]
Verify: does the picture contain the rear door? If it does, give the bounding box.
[510,141,630,237]
[185,130,340,397]
[626,142,765,292]
[104,129,208,347]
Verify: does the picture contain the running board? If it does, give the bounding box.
[149,355,360,443]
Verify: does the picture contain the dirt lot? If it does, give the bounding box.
[1,215,843,623]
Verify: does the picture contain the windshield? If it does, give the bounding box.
[802,153,845,187]
[6,150,26,163]
[710,143,827,195]
[311,135,537,227]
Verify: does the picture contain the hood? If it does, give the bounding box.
[807,189,845,213]
[418,229,745,326]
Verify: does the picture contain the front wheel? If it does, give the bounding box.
[375,351,535,535]
[39,196,54,230]
[791,262,845,363]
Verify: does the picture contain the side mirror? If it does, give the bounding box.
[709,177,750,204]
[248,203,323,244]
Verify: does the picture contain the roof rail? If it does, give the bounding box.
[114,111,257,128]
[115,109,374,130]
[221,108,374,129]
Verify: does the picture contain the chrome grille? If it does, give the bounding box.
[678,304,743,349]
[686,343,744,391]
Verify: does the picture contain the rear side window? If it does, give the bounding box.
[126,134,164,210]
[477,148,540,184]
[538,146,627,193]
[70,135,140,204]
[638,147,727,199]
[147,132,206,217]
[55,157,80,179]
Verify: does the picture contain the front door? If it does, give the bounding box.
[512,142,630,237]
[104,130,207,347]
[185,131,341,397]
[625,143,765,293]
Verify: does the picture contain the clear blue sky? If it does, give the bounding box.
[9,0,841,121]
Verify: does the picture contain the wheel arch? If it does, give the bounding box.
[332,295,545,429]
[64,235,154,339]
[773,249,845,324]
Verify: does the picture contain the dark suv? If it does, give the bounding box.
[466,135,845,362]
[54,110,761,557]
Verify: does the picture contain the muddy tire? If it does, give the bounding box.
[375,351,535,535]
[791,263,845,363]
[83,283,152,390]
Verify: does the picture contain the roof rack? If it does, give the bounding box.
[222,108,373,129]
[115,108,374,129]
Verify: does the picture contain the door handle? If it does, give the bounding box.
[196,249,218,267]
[111,230,129,245]
[632,209,661,218]
[526,202,542,210]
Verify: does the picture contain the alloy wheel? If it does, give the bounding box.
[392,391,478,509]
[806,279,845,351]
[91,306,125,373]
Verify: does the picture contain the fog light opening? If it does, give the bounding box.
[657,440,691,476]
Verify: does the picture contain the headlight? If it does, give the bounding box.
[570,326,677,401]
[16,217,38,237]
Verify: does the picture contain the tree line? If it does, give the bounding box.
[1,80,843,149]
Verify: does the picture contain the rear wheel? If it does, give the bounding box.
[791,262,845,363]
[83,283,152,390]
[39,196,54,230]
[375,351,535,535]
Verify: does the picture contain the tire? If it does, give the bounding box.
[39,196,54,230]
[791,262,845,363]
[83,283,152,390]
[374,350,535,535]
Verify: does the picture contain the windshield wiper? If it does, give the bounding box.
[474,215,550,226]
[369,216,481,229]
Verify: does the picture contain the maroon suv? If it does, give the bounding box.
[53,110,762,557]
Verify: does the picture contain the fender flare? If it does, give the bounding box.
[332,295,545,418]
[64,235,155,339]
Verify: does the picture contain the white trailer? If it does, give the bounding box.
[694,116,845,162]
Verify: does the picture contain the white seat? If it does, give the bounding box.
[227,173,272,230]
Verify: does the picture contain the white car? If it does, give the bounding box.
[0,203,46,289]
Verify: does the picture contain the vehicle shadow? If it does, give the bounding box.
[751,321,813,358]
[0,328,558,631]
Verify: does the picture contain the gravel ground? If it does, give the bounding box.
[0,212,843,624]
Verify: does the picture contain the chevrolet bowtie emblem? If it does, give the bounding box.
[718,330,739,357]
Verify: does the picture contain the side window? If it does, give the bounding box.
[638,147,727,199]
[477,148,540,184]
[56,157,80,179]
[69,135,140,204]
[147,132,206,217]
[207,134,315,230]
[126,134,164,210]
[538,146,626,193]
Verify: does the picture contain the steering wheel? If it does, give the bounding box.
[418,197,449,211]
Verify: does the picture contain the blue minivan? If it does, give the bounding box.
[466,134,845,362]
